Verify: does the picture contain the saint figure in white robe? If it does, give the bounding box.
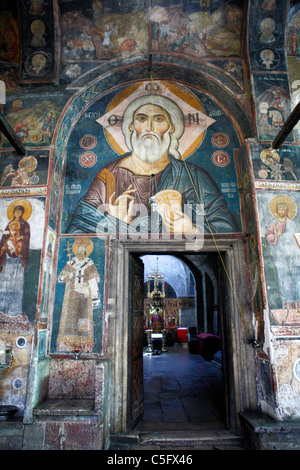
[57,240,100,352]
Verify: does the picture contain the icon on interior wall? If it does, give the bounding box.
[60,2,147,61]
[41,111,55,143]
[25,52,49,77]
[6,101,58,146]
[0,156,39,187]
[260,49,275,69]
[0,199,32,318]
[0,150,49,190]
[265,195,300,323]
[30,20,46,48]
[68,80,238,235]
[150,3,243,58]
[287,9,300,55]
[259,18,276,44]
[56,237,101,353]
[255,83,291,141]
[255,48,280,70]
[259,148,298,181]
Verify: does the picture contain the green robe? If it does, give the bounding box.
[68,155,238,234]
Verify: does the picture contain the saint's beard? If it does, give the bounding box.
[131,130,171,163]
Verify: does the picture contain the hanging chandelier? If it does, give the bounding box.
[147,257,165,299]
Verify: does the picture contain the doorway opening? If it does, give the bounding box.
[108,238,257,439]
[133,253,228,432]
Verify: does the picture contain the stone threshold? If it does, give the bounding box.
[33,398,98,417]
[110,429,246,448]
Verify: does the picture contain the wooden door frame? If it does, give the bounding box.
[106,237,258,435]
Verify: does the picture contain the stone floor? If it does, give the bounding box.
[109,344,248,450]
[140,343,225,430]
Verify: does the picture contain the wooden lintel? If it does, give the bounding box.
[0,112,26,155]
[272,102,300,149]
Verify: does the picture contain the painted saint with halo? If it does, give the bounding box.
[56,237,101,353]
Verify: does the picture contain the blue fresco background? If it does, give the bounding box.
[60,83,243,233]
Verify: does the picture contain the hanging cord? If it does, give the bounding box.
[150,69,157,199]
[182,160,250,333]
[148,72,253,337]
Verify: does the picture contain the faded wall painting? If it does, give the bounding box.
[60,0,147,66]
[248,0,287,71]
[249,143,300,184]
[253,73,293,142]
[2,92,71,147]
[0,1,20,63]
[62,80,242,237]
[287,1,300,57]
[274,338,300,418]
[0,150,49,189]
[150,0,245,59]
[19,0,56,83]
[3,97,58,147]
[0,0,20,94]
[257,191,300,326]
[0,197,45,322]
[51,236,105,354]
[287,1,300,143]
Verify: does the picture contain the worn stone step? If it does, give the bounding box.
[240,411,300,450]
[33,398,98,418]
[109,430,247,450]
